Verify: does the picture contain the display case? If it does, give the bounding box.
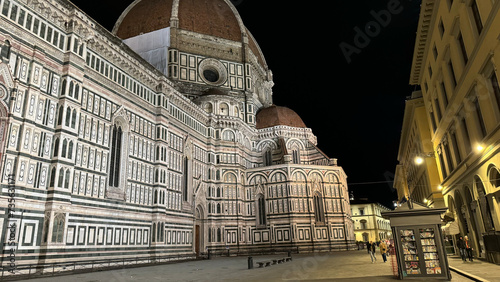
[397,226,445,277]
[382,205,451,280]
[400,229,420,275]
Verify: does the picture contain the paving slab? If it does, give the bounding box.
[9,250,485,282]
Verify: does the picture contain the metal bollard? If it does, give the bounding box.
[248,256,253,269]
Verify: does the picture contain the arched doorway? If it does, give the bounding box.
[195,205,205,257]
[475,175,494,231]
[454,192,469,238]
[464,185,484,257]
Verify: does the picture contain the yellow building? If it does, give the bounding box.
[394,90,444,208]
[350,199,392,243]
[397,0,500,263]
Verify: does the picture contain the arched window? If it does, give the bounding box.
[314,193,325,224]
[360,219,367,229]
[257,194,266,226]
[53,138,59,157]
[183,157,188,201]
[292,149,301,164]
[160,222,164,242]
[1,40,11,60]
[74,84,80,100]
[69,81,74,97]
[61,139,67,158]
[219,103,229,116]
[204,103,213,113]
[57,105,63,125]
[68,141,74,159]
[78,44,84,56]
[152,223,156,242]
[64,170,70,188]
[264,149,272,166]
[49,167,56,187]
[489,166,500,189]
[51,213,65,243]
[71,110,77,128]
[109,125,122,187]
[65,107,71,127]
[58,168,64,187]
[60,79,67,96]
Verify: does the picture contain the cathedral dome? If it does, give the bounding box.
[114,0,242,42]
[256,105,307,130]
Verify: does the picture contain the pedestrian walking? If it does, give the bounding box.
[457,236,466,261]
[464,236,473,262]
[379,240,388,262]
[368,241,377,263]
[366,241,370,253]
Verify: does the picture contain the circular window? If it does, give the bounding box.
[203,69,219,83]
[199,58,227,86]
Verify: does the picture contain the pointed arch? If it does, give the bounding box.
[108,107,130,198]
[51,213,66,243]
[256,193,266,227]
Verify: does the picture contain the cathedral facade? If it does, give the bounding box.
[0,0,354,271]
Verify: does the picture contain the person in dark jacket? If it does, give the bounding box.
[368,241,377,263]
[456,236,466,261]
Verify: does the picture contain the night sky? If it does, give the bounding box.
[70,0,422,209]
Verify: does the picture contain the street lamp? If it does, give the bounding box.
[415,156,424,165]
[476,144,485,152]
[414,152,435,165]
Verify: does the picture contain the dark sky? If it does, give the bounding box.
[71,0,422,209]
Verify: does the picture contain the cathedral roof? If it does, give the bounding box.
[256,105,307,130]
[113,0,268,75]
[114,0,241,41]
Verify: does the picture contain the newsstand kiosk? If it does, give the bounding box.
[382,202,452,280]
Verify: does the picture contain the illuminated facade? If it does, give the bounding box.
[0,0,355,273]
[350,199,391,242]
[394,90,443,208]
[396,0,500,263]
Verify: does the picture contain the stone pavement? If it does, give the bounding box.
[10,250,499,282]
[447,255,500,282]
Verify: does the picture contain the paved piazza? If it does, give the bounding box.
[14,251,478,282]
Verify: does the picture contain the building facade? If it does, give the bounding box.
[396,0,500,263]
[0,0,355,271]
[394,90,444,208]
[350,199,391,243]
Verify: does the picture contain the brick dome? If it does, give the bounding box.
[114,0,242,41]
[256,105,307,130]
